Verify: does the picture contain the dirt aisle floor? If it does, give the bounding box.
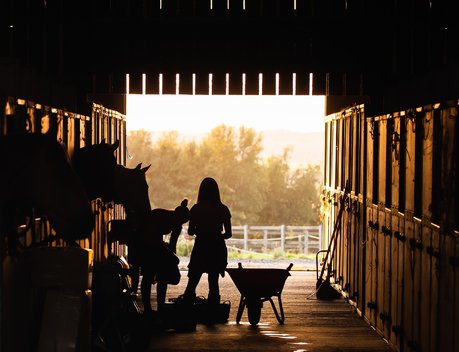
[143,263,393,352]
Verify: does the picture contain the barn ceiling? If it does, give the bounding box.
[1,0,458,112]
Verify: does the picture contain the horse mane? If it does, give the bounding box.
[0,133,94,244]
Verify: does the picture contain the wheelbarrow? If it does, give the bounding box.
[226,263,293,326]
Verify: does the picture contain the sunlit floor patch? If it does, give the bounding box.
[261,330,298,340]
[226,321,270,326]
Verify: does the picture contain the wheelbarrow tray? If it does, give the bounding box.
[226,268,291,299]
[226,264,292,325]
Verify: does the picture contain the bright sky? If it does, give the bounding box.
[126,94,326,133]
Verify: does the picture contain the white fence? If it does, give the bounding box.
[177,225,322,255]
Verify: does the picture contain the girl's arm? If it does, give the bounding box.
[222,216,232,239]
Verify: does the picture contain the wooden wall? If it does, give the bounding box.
[323,101,459,352]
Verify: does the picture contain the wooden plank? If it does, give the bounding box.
[376,208,386,335]
[430,225,441,352]
[438,231,455,351]
[375,117,387,336]
[348,197,357,303]
[353,200,361,303]
[383,208,392,341]
[453,232,459,352]
[438,107,457,352]
[411,217,422,350]
[364,204,377,325]
[356,201,365,313]
[415,110,434,351]
[394,213,406,349]
[419,224,432,351]
[402,215,415,352]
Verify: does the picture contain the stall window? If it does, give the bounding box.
[328,122,333,187]
[455,109,459,230]
[355,111,361,194]
[348,115,354,192]
[372,120,379,205]
[324,121,329,187]
[431,109,442,224]
[414,113,424,218]
[398,115,407,213]
[335,119,342,188]
[341,116,347,189]
[385,118,393,208]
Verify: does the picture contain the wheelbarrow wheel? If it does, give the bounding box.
[247,299,262,326]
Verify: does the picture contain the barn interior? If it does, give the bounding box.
[1,1,458,352]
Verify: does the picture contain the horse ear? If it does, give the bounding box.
[135,163,142,170]
[101,138,106,144]
[111,140,120,151]
[141,164,151,174]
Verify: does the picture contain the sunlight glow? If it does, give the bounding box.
[126,94,325,134]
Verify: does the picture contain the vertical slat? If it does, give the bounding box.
[402,216,415,352]
[394,212,406,349]
[402,112,416,351]
[388,113,401,347]
[419,110,434,351]
[412,218,422,350]
[430,225,441,352]
[351,197,358,299]
[376,117,387,335]
[369,204,378,326]
[438,107,457,352]
[376,207,385,333]
[420,224,433,351]
[364,115,375,323]
[438,231,454,351]
[383,208,392,340]
[453,232,459,352]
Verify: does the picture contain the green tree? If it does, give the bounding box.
[286,164,322,225]
[126,124,321,225]
[257,148,292,225]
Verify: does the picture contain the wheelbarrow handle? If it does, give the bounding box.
[286,263,294,271]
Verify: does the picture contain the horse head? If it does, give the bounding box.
[112,163,152,228]
[72,140,119,201]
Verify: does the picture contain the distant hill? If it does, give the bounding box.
[147,129,324,168]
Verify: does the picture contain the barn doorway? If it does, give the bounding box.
[125,73,326,267]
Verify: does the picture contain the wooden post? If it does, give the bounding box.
[280,225,285,252]
[303,229,309,254]
[263,229,268,252]
[243,225,249,251]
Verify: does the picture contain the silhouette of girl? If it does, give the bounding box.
[183,177,232,305]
